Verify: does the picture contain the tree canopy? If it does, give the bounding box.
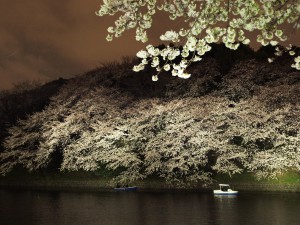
[96,0,300,81]
[1,57,300,185]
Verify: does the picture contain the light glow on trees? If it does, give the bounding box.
[1,67,300,185]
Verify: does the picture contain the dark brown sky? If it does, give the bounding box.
[0,0,299,90]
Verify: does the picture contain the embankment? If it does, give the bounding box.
[1,170,300,192]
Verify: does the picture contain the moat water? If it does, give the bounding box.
[1,189,300,225]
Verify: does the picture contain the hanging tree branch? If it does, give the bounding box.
[96,0,300,81]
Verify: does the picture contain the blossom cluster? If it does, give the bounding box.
[292,56,300,70]
[97,0,300,80]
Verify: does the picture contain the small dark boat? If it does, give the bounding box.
[114,186,137,191]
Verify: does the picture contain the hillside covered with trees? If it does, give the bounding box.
[0,45,300,186]
[0,79,67,152]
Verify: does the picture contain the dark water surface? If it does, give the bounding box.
[1,189,300,225]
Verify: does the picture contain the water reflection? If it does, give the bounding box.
[1,189,300,225]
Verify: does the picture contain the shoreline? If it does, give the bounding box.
[1,176,300,193]
[1,169,300,192]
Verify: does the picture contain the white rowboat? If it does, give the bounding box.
[213,184,238,195]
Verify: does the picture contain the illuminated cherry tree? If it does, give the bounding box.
[96,0,300,81]
[1,76,300,184]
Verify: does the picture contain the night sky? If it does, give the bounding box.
[0,0,299,90]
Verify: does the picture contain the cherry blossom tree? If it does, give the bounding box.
[1,83,300,185]
[96,0,300,81]
[1,57,299,185]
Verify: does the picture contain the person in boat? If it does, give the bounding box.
[221,185,229,192]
